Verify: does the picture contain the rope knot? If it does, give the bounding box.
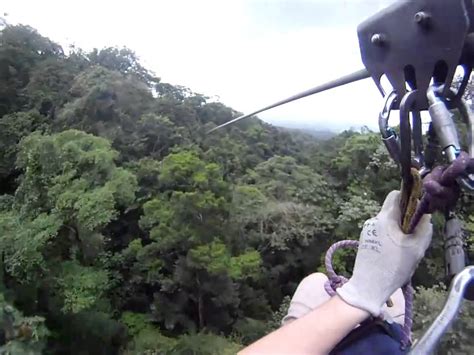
[330,275,346,289]
[325,274,349,296]
[409,152,473,233]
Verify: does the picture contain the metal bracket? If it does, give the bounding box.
[358,0,470,110]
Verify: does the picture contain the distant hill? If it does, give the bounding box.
[276,125,336,140]
[263,116,376,134]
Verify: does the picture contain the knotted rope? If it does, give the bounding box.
[409,151,474,233]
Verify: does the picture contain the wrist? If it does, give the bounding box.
[336,279,385,317]
[332,294,370,322]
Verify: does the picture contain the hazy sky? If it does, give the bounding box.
[3,0,397,130]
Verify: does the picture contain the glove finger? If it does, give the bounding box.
[380,190,400,211]
[415,215,433,258]
[378,191,401,220]
[413,214,433,246]
[397,213,433,249]
[289,273,331,309]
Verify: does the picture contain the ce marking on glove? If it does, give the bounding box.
[366,228,377,237]
[363,218,378,238]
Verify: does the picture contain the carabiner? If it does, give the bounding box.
[443,212,467,280]
[398,90,421,233]
[427,87,461,163]
[412,110,424,168]
[399,91,418,187]
[379,91,400,163]
[427,86,474,191]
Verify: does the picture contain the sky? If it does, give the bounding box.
[3,0,398,131]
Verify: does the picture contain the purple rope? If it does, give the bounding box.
[324,240,355,296]
[401,283,414,349]
[324,239,412,348]
[409,151,473,233]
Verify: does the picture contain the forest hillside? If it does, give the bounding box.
[0,24,473,354]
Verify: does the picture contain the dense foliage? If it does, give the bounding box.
[0,24,472,354]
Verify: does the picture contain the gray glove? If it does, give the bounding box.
[337,191,432,316]
[282,273,331,325]
[282,273,405,326]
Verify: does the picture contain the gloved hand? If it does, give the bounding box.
[282,273,406,326]
[282,273,331,326]
[336,190,432,317]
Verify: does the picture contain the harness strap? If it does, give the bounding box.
[329,318,406,354]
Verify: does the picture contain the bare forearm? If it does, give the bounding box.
[239,295,369,355]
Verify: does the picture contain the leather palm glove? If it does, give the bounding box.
[336,191,432,316]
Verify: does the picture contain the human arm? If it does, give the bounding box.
[281,273,405,327]
[239,295,368,355]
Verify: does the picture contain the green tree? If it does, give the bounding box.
[413,284,474,354]
[332,131,380,186]
[0,130,136,352]
[55,66,155,160]
[0,110,48,192]
[137,151,262,333]
[88,47,159,87]
[0,294,49,354]
[0,25,63,116]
